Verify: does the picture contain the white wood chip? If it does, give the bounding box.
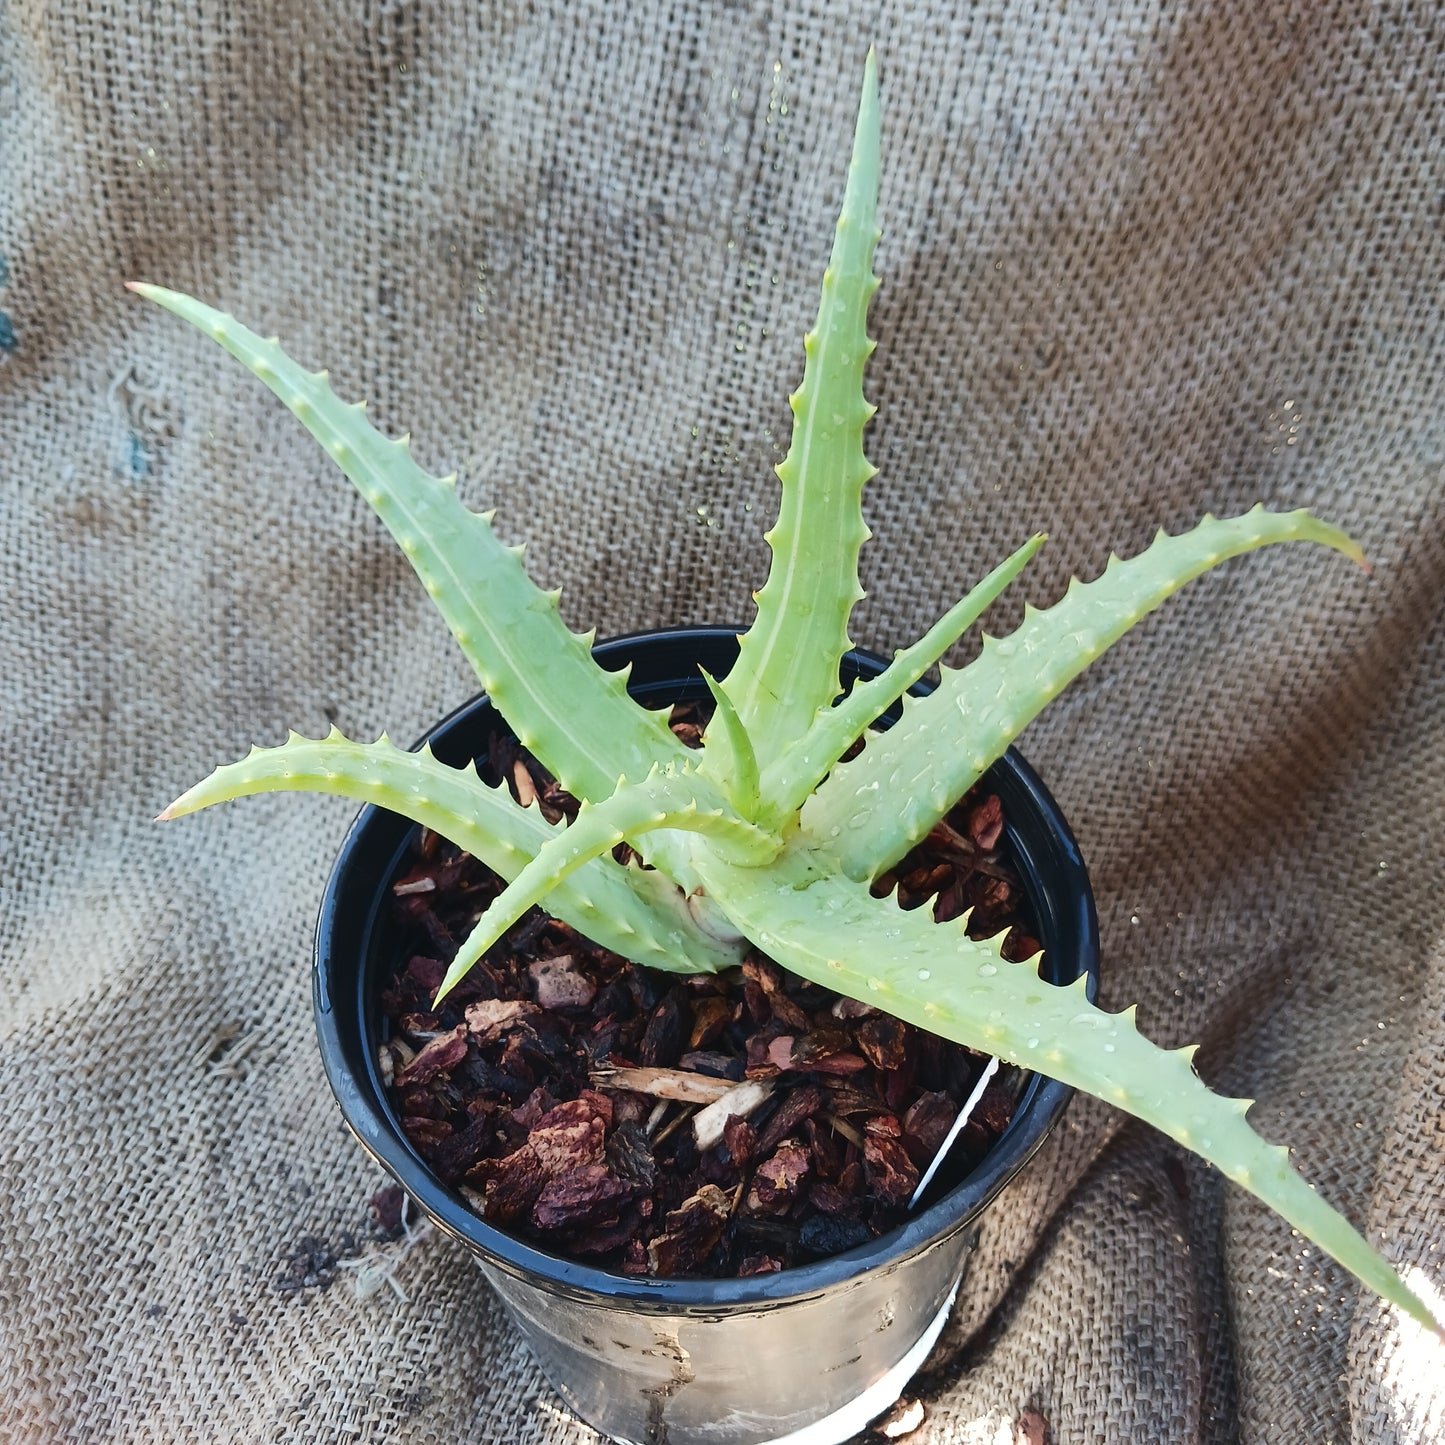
[692,1079,775,1151]
[592,1065,737,1105]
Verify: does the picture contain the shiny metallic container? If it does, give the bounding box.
[314,629,1100,1445]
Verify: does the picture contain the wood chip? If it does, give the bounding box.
[594,1066,737,1105]
[512,758,538,807]
[692,1079,775,1151]
[873,1396,926,1439]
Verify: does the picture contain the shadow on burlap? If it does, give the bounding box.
[1,1,1441,1440]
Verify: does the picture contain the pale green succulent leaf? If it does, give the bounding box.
[805,508,1367,880]
[435,765,781,1001]
[759,533,1045,826]
[128,284,689,809]
[159,731,744,976]
[693,843,1438,1335]
[722,49,881,765]
[698,668,761,819]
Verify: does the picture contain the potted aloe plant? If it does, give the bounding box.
[134,49,1439,1445]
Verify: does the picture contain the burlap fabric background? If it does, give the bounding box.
[2,1,1442,1440]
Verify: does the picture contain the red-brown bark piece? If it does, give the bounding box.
[967,794,1005,852]
[807,1179,859,1216]
[736,1254,783,1276]
[766,1036,796,1072]
[901,1090,958,1166]
[405,955,446,993]
[465,997,540,1045]
[479,1144,548,1227]
[1002,930,1042,963]
[971,1079,1015,1137]
[638,988,690,1067]
[742,955,811,1031]
[755,1084,825,1156]
[646,1184,732,1276]
[369,1185,407,1240]
[857,1015,909,1072]
[569,1208,646,1257]
[804,1117,846,1180]
[880,1059,916,1114]
[821,1084,894,1118]
[532,1165,638,1231]
[768,1031,869,1076]
[393,1025,468,1087]
[744,1026,787,1079]
[428,1113,498,1184]
[977,875,1015,922]
[863,1133,918,1207]
[397,1084,447,1120]
[528,1098,609,1175]
[722,1115,757,1170]
[745,1140,812,1217]
[399,1115,452,1149]
[899,862,952,909]
[689,996,734,1050]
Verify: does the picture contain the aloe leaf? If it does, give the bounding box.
[159,731,744,975]
[721,50,881,764]
[128,284,688,807]
[693,845,1440,1336]
[435,766,780,1000]
[698,668,761,818]
[759,534,1044,825]
[804,508,1368,880]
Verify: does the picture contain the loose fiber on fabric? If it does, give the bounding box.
[1,1,1442,1440]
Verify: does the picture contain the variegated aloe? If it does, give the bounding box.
[135,51,1439,1336]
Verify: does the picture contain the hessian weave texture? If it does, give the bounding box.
[1,2,1442,1440]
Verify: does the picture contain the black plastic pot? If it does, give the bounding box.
[314,627,1100,1445]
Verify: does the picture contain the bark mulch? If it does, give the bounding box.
[376,703,1039,1279]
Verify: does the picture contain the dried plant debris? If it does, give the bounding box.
[870,1397,927,1440]
[1014,1408,1052,1445]
[376,703,1029,1279]
[369,1184,409,1241]
[275,1232,358,1295]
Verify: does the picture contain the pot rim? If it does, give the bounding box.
[313,625,1100,1312]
